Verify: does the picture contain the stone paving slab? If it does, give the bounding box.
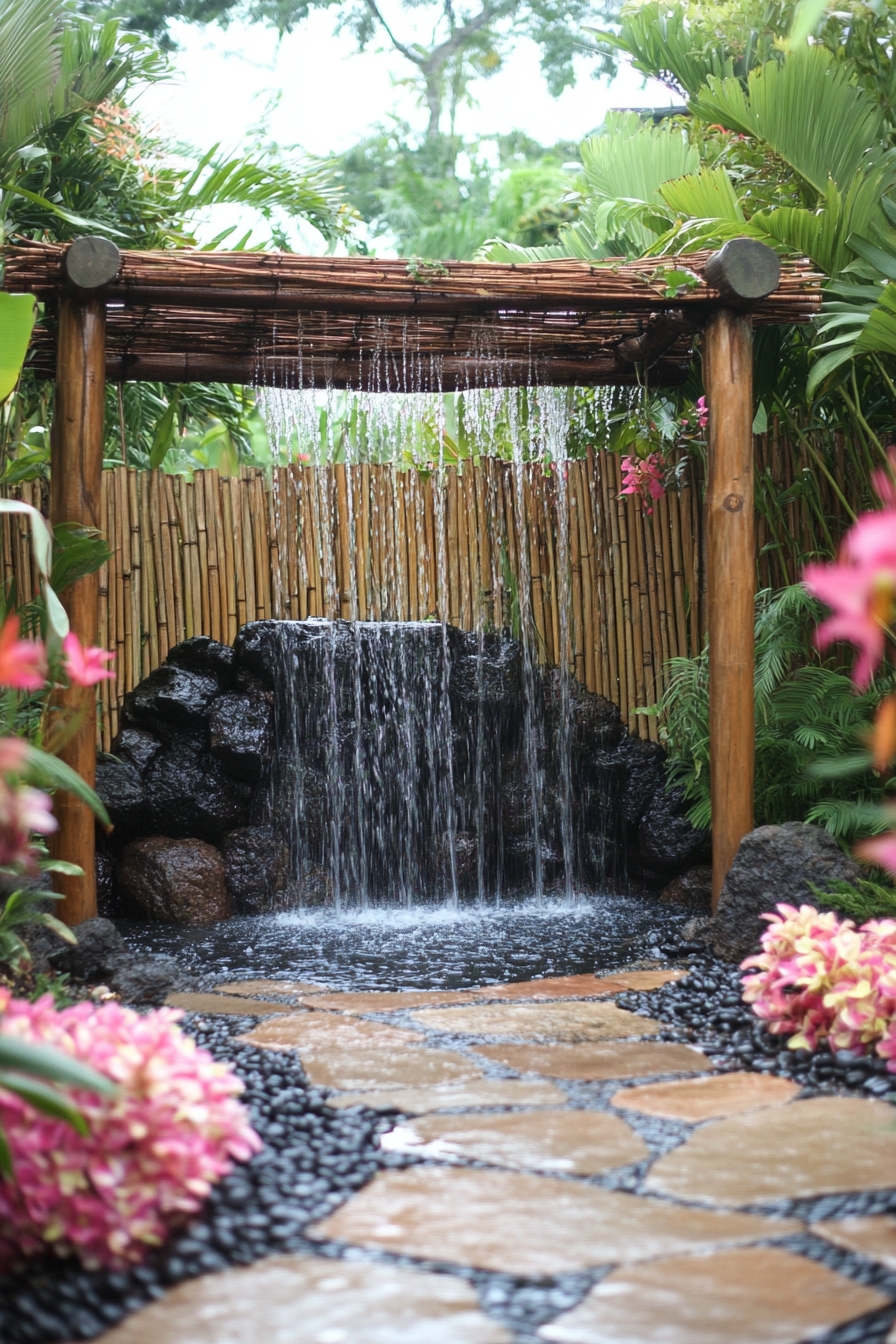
[646,1096,896,1205]
[237,1014,424,1052]
[165,993,294,1017]
[611,1072,800,1122]
[308,1166,802,1275]
[90,1253,511,1344]
[301,1047,485,1091]
[216,979,330,998]
[328,1079,569,1113]
[296,989,485,1013]
[538,1246,889,1344]
[815,1215,896,1272]
[380,1108,650,1174]
[474,1040,715,1081]
[410,1000,661,1042]
[461,971,684,1001]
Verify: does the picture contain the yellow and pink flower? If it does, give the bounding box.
[742,903,896,1064]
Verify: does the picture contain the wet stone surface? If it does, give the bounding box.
[5,921,896,1343]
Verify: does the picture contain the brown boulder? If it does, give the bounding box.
[660,866,713,909]
[116,837,231,926]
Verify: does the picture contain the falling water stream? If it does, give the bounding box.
[252,324,639,911]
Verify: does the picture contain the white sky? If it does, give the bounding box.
[134,13,676,250]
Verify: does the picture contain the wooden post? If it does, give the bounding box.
[49,238,120,925]
[702,239,781,910]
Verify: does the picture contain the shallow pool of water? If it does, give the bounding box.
[120,894,688,991]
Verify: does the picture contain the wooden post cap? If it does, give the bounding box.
[704,239,781,308]
[63,237,121,290]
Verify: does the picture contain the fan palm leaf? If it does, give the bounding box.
[689,44,888,200]
[0,0,60,173]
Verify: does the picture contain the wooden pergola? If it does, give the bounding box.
[3,236,822,924]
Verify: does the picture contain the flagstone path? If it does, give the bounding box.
[96,970,896,1343]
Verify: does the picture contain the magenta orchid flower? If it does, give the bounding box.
[62,633,116,687]
[620,452,666,515]
[0,781,56,868]
[803,558,892,689]
[0,738,29,775]
[855,833,896,877]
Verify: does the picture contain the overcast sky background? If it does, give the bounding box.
[135,13,675,248]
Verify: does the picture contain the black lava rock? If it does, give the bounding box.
[447,626,522,713]
[95,754,145,835]
[209,691,274,784]
[46,917,186,1002]
[222,826,291,914]
[541,668,624,757]
[713,821,863,962]
[617,736,666,832]
[108,956,187,1004]
[121,665,221,736]
[96,845,118,916]
[111,727,164,776]
[233,621,281,688]
[638,784,710,879]
[143,739,252,840]
[165,636,235,682]
[47,916,127,981]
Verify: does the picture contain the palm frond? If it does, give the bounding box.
[0,0,60,170]
[689,44,888,200]
[173,144,352,241]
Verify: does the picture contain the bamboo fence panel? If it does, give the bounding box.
[0,432,855,750]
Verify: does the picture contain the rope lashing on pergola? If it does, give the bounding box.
[2,235,824,925]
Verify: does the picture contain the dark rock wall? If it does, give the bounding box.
[96,621,708,919]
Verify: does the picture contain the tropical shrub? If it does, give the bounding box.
[643,583,893,836]
[0,990,261,1269]
[810,877,896,924]
[742,902,896,1063]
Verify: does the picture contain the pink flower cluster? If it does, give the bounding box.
[0,990,261,1270]
[620,452,666,514]
[742,903,896,1065]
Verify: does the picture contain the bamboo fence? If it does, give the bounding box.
[0,430,854,752]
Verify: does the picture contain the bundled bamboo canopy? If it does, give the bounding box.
[4,240,821,390]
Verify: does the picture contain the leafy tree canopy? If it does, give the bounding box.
[339,123,580,257]
[84,0,621,142]
[1,0,352,477]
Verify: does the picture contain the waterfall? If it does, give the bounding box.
[251,324,636,907]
